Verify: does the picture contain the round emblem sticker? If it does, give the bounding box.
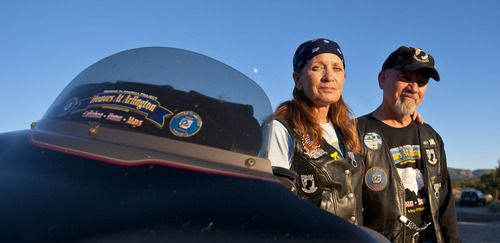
[363,132,382,150]
[169,111,202,137]
[365,166,389,191]
[57,97,79,117]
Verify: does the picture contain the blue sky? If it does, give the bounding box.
[1,0,499,170]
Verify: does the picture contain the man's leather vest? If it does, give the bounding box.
[358,115,447,242]
[277,119,363,225]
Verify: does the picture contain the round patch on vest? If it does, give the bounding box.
[169,111,202,137]
[365,166,389,191]
[363,132,382,150]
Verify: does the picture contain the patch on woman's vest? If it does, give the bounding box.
[363,132,382,150]
[365,166,389,191]
[347,151,358,168]
[302,135,327,159]
[300,174,318,193]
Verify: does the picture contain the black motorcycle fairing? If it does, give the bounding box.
[0,131,378,242]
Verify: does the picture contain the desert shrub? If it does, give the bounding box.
[487,201,500,213]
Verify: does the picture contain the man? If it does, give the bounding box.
[357,46,461,242]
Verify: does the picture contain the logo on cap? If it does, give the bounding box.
[413,48,430,63]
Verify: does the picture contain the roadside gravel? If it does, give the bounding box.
[456,205,500,242]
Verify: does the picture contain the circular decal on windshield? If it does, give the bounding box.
[365,166,388,191]
[363,132,382,150]
[169,111,202,137]
[57,97,79,117]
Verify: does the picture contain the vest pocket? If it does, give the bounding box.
[319,191,335,214]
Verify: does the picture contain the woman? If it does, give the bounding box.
[260,38,363,225]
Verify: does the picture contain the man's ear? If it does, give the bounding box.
[378,71,385,90]
[293,72,302,91]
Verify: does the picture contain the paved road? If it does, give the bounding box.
[456,205,500,242]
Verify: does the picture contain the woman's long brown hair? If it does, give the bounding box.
[272,88,360,152]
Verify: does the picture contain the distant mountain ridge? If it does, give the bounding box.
[448,168,493,181]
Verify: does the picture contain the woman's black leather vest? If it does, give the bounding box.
[277,119,364,225]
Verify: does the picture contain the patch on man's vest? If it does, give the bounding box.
[300,174,318,193]
[363,132,382,150]
[425,149,438,165]
[423,139,436,146]
[365,166,389,191]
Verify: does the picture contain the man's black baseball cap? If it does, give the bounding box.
[382,46,440,81]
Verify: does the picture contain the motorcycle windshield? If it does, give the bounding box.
[42,47,273,156]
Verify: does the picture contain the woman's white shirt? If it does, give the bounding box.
[259,120,340,169]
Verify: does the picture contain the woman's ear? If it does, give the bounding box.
[293,72,302,91]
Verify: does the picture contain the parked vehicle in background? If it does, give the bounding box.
[459,189,487,207]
